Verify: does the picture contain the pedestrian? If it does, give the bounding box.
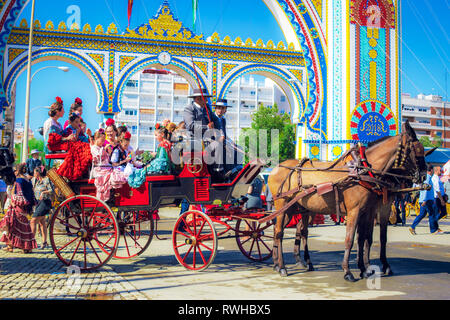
[245,177,263,209]
[0,163,37,253]
[394,192,409,226]
[30,166,53,249]
[25,149,42,178]
[432,166,447,222]
[0,179,7,214]
[409,164,441,235]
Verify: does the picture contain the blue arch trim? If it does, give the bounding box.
[4,48,107,111]
[218,64,306,122]
[113,56,210,112]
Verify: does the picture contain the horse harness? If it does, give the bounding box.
[260,135,424,224]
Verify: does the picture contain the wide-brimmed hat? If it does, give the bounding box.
[29,149,40,155]
[188,88,212,98]
[212,98,232,108]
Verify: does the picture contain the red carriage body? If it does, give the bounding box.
[46,150,271,271]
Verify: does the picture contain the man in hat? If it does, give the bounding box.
[212,98,244,180]
[183,88,217,136]
[26,149,43,178]
[183,88,224,176]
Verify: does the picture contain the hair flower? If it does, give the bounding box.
[105,118,115,127]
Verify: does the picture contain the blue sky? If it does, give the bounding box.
[12,0,450,140]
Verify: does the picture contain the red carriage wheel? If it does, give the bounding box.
[113,210,155,259]
[49,195,119,271]
[172,210,217,271]
[235,218,274,262]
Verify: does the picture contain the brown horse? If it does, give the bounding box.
[267,121,427,281]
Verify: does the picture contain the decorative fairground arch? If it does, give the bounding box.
[0,0,400,161]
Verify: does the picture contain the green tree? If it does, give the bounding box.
[14,138,45,164]
[419,135,442,148]
[239,103,295,166]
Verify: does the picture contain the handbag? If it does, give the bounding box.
[10,182,30,208]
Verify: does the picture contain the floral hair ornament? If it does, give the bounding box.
[123,131,132,139]
[155,123,161,130]
[97,128,105,134]
[75,97,83,105]
[55,96,63,104]
[105,118,115,127]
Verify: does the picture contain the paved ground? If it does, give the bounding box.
[0,207,449,300]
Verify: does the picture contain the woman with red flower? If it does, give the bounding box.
[44,97,92,181]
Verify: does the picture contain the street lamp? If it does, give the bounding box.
[22,66,69,162]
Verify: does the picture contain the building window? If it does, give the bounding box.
[436,131,442,138]
[280,95,286,102]
[436,120,443,127]
[418,108,428,112]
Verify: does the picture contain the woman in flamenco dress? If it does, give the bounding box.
[46,97,92,181]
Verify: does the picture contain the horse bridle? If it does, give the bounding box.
[386,132,425,184]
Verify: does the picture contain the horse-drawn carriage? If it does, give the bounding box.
[45,150,273,272]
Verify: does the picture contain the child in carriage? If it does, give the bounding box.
[147,123,174,175]
[90,129,127,201]
[63,113,92,144]
[110,131,143,176]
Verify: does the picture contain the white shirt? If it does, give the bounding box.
[431,174,445,198]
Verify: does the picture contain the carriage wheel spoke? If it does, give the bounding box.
[255,237,262,260]
[259,237,272,252]
[181,217,193,235]
[83,241,87,269]
[94,237,114,252]
[122,231,131,256]
[88,240,103,264]
[87,201,99,226]
[125,230,144,250]
[196,219,207,238]
[193,244,196,268]
[64,204,81,228]
[175,230,191,238]
[193,214,197,236]
[239,234,252,245]
[248,238,256,257]
[181,245,194,263]
[198,241,213,252]
[56,236,79,253]
[175,242,188,249]
[55,216,79,231]
[68,239,83,265]
[196,244,207,265]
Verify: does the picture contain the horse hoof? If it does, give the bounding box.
[279,268,288,277]
[273,265,280,272]
[307,264,314,272]
[360,270,374,279]
[383,266,394,276]
[295,260,307,268]
[344,272,357,282]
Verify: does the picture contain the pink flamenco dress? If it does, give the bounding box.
[90,144,127,202]
[0,179,37,251]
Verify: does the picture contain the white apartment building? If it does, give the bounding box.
[115,69,289,151]
[401,93,450,148]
